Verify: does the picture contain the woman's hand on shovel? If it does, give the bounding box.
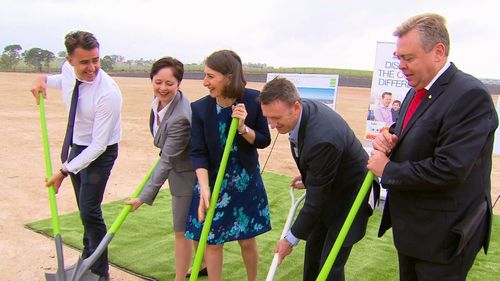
[124,198,143,212]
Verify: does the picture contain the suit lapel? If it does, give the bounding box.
[295,100,310,178]
[154,91,182,147]
[149,110,155,136]
[207,97,222,160]
[162,91,182,124]
[290,142,299,165]
[297,101,309,160]
[398,63,457,141]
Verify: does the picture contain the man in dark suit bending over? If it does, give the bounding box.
[368,13,498,281]
[260,77,373,281]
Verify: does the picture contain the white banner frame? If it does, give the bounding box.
[364,41,411,151]
[266,73,339,110]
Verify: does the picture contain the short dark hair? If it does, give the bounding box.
[149,56,184,83]
[382,91,392,98]
[64,31,99,56]
[259,76,301,106]
[205,50,246,99]
[393,100,401,105]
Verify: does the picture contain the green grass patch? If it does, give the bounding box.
[26,172,499,280]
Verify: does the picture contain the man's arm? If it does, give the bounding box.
[30,73,65,104]
[291,143,342,239]
[382,88,497,190]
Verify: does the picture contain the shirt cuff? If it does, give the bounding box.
[284,230,300,247]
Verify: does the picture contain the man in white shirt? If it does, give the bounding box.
[31,31,122,281]
[373,91,394,126]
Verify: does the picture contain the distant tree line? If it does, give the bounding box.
[0,43,374,78]
[0,44,122,73]
[1,44,55,72]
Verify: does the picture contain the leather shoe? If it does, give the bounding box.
[186,267,208,277]
[96,272,110,281]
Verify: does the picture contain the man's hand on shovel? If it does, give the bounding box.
[45,169,67,193]
[274,239,293,265]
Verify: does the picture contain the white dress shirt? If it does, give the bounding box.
[286,106,303,246]
[46,61,122,174]
[150,96,173,137]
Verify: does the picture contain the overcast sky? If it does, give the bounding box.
[1,0,499,79]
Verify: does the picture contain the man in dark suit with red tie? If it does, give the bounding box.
[368,13,498,281]
[260,77,374,281]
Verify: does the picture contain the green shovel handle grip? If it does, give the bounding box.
[189,117,239,281]
[316,171,375,281]
[39,94,61,236]
[108,158,160,234]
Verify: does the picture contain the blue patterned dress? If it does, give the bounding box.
[184,105,271,244]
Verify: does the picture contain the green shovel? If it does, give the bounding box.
[189,117,239,281]
[316,171,375,281]
[66,158,160,281]
[39,95,69,281]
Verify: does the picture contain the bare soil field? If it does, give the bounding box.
[0,72,498,280]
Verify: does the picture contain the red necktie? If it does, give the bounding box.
[402,88,428,130]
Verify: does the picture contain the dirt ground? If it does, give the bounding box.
[1,72,498,280]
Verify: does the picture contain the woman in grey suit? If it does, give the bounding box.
[125,57,197,281]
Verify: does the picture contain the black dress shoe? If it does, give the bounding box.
[93,271,110,281]
[186,267,208,277]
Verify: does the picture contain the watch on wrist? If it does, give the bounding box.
[238,125,249,135]
[59,168,68,178]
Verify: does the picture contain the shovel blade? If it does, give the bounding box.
[67,260,101,281]
[44,266,72,281]
[45,262,100,281]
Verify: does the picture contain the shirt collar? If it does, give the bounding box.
[288,106,303,144]
[151,95,174,123]
[72,68,101,85]
[424,61,450,90]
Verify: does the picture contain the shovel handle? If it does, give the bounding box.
[266,187,306,281]
[39,94,61,236]
[189,118,239,281]
[315,171,374,281]
[108,158,160,234]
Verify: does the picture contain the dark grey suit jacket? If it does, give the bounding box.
[139,91,196,204]
[379,63,498,263]
[290,99,373,246]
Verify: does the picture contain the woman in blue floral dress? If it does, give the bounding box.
[185,50,271,281]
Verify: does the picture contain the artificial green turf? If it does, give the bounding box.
[27,172,499,280]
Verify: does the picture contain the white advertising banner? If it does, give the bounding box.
[266,73,339,110]
[364,41,411,151]
[494,97,500,155]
